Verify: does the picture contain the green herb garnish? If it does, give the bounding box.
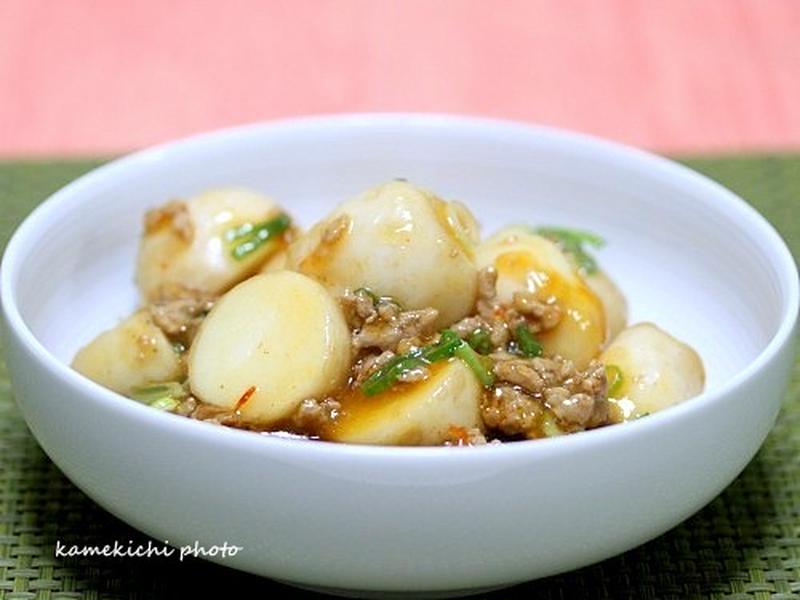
[422,330,463,363]
[149,396,181,411]
[130,381,187,411]
[515,325,543,357]
[466,328,492,355]
[454,341,496,386]
[534,226,605,274]
[361,330,495,396]
[360,353,422,397]
[605,364,624,398]
[361,331,462,396]
[226,213,291,261]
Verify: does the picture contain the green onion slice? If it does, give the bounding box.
[421,330,462,362]
[226,213,291,261]
[360,353,425,397]
[453,341,495,387]
[534,226,604,274]
[130,381,187,411]
[149,396,181,412]
[466,329,492,355]
[361,330,496,396]
[515,325,543,357]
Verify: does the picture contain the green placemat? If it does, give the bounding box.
[0,156,798,599]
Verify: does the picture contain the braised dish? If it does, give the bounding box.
[72,180,704,445]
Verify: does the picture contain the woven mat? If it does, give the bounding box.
[0,156,798,599]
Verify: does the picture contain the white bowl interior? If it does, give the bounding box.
[8,118,791,395]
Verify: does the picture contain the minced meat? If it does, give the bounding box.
[340,289,439,353]
[148,294,216,347]
[485,355,611,437]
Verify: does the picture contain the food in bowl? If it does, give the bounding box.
[72,180,704,445]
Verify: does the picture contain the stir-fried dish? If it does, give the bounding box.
[72,181,705,445]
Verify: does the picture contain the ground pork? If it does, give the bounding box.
[340,289,439,353]
[292,397,341,431]
[475,266,501,320]
[449,315,485,338]
[450,314,509,349]
[354,308,438,352]
[481,385,545,436]
[148,294,216,347]
[485,355,610,435]
[340,288,378,327]
[544,360,610,429]
[511,291,562,332]
[452,269,510,349]
[466,267,562,351]
[183,395,342,435]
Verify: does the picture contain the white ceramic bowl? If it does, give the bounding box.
[1,115,797,596]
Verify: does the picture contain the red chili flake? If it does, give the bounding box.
[234,386,257,412]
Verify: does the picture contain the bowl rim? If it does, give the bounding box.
[1,112,798,460]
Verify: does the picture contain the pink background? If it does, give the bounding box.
[2,0,799,156]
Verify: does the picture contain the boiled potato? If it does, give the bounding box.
[585,271,628,341]
[137,187,291,301]
[72,310,184,395]
[286,181,480,328]
[600,322,704,419]
[325,359,483,445]
[188,271,351,424]
[477,226,606,369]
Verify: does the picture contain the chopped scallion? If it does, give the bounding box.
[361,354,424,397]
[466,329,492,355]
[421,330,462,362]
[226,213,291,261]
[360,330,463,397]
[453,341,495,387]
[149,396,181,411]
[534,226,604,274]
[360,329,496,396]
[515,325,543,357]
[130,381,187,412]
